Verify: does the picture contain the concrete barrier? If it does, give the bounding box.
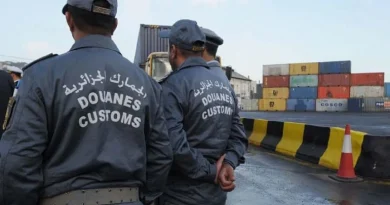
[242,118,390,179]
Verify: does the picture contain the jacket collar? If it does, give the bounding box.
[207,60,221,68]
[178,56,209,70]
[70,35,121,55]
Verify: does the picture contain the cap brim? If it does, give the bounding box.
[159,30,170,38]
[62,4,68,15]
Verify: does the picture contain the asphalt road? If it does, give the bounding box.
[240,111,390,135]
[227,146,390,205]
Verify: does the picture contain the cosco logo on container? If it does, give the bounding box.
[320,103,343,107]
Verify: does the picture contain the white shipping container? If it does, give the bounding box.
[241,99,259,111]
[316,99,348,112]
[350,86,384,98]
[263,64,289,76]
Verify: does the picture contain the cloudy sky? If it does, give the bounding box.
[0,0,389,82]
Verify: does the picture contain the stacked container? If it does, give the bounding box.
[260,64,289,111]
[260,60,388,112]
[348,72,387,112]
[287,62,318,111]
[316,61,351,112]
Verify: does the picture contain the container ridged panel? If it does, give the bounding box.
[289,87,317,99]
[134,24,171,66]
[319,61,351,74]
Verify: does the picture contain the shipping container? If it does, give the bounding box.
[286,99,316,111]
[316,99,348,112]
[262,88,289,99]
[317,86,350,99]
[289,87,317,99]
[350,73,385,86]
[241,99,259,111]
[362,97,390,112]
[348,97,390,112]
[347,98,363,112]
[319,61,351,74]
[350,86,384,98]
[385,83,390,97]
[263,64,289,76]
[134,24,171,68]
[318,74,350,86]
[259,99,286,111]
[289,62,319,75]
[263,76,289,88]
[289,75,318,87]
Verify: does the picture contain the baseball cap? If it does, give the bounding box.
[62,0,118,17]
[200,27,224,46]
[166,19,206,51]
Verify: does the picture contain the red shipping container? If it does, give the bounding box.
[350,73,384,86]
[318,74,350,86]
[318,86,350,99]
[263,75,289,88]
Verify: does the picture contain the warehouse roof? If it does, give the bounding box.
[222,67,251,81]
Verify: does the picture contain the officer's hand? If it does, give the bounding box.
[215,154,226,184]
[218,163,236,192]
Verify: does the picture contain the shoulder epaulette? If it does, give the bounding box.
[22,53,58,71]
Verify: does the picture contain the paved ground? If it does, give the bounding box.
[227,146,390,205]
[240,111,390,135]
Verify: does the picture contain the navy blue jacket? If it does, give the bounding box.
[0,35,173,205]
[159,57,247,204]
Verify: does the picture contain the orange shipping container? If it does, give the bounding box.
[263,76,289,88]
[318,74,350,86]
[317,86,350,99]
[350,73,384,86]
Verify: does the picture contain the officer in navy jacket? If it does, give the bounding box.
[200,26,248,186]
[0,1,172,205]
[159,19,248,205]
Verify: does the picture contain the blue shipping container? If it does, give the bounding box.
[385,83,390,97]
[319,61,351,74]
[289,87,317,99]
[287,99,316,111]
[347,98,363,112]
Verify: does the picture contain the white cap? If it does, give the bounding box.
[5,65,23,74]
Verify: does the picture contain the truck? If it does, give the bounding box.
[134,24,232,81]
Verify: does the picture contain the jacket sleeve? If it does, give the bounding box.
[224,92,248,169]
[161,81,217,183]
[0,74,48,205]
[143,85,173,202]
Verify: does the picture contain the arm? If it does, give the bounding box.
[143,87,173,203]
[0,74,48,205]
[162,82,217,183]
[224,93,248,169]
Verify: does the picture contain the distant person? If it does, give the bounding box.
[159,19,248,205]
[6,65,23,88]
[0,70,14,137]
[0,0,173,205]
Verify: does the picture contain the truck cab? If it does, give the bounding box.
[145,52,172,81]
